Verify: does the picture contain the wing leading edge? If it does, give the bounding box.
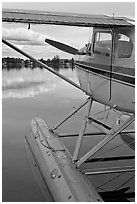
[2,9,133,27]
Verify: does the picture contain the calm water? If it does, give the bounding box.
[2,67,135,201]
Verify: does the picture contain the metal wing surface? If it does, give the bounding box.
[2,9,133,27]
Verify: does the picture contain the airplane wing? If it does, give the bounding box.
[2,9,134,27]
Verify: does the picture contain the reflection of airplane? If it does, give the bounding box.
[2,9,135,202]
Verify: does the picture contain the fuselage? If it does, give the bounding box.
[75,26,135,114]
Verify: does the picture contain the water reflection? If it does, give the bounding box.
[2,66,135,202]
[2,67,76,98]
[2,68,55,98]
[2,66,85,201]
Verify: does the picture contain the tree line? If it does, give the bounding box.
[2,55,74,71]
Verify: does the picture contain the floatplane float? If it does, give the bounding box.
[2,9,135,202]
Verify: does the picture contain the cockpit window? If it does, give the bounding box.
[117,34,133,58]
[93,32,112,57]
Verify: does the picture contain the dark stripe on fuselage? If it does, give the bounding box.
[75,61,135,86]
[76,61,135,76]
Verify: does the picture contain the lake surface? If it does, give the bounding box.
[2,67,135,201]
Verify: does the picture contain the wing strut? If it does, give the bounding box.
[2,39,91,96]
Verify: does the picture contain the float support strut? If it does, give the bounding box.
[52,97,90,131]
[77,114,135,167]
[73,98,93,161]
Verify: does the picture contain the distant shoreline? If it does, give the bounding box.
[2,56,75,70]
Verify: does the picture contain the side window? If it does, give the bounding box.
[94,32,112,57]
[117,34,133,58]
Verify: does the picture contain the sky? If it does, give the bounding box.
[2,1,135,59]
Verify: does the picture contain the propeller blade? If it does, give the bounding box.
[45,38,78,55]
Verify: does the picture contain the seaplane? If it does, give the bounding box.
[2,9,135,202]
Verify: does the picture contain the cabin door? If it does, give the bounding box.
[92,29,114,101]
